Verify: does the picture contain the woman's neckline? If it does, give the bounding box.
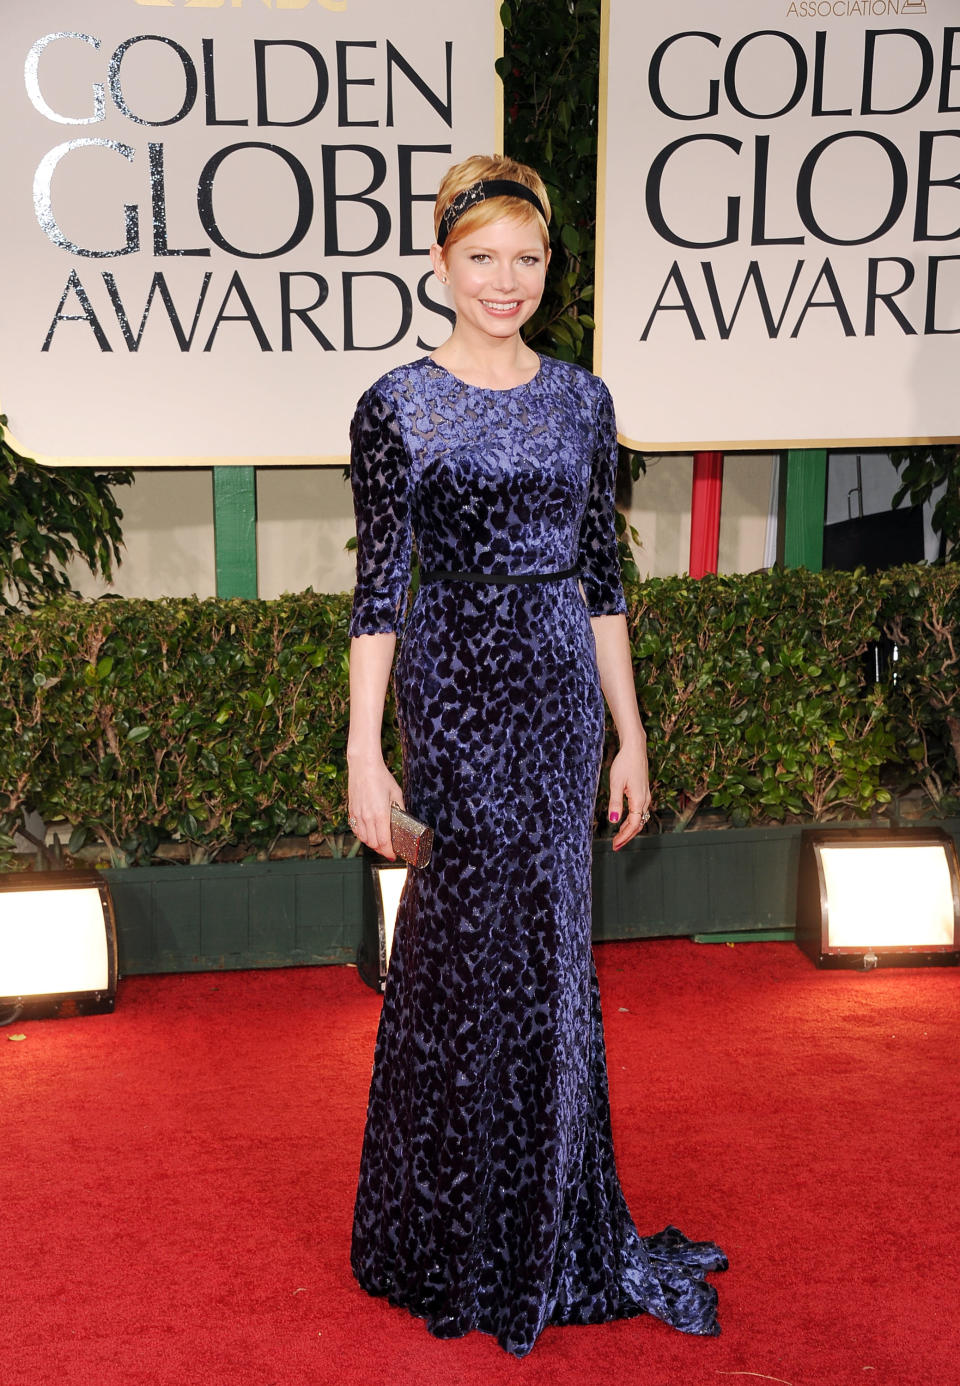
[424,352,544,394]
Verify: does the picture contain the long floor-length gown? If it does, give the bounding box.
[347,354,727,1357]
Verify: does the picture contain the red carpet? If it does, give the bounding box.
[4,939,959,1386]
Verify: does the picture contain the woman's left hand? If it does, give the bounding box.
[607,741,652,850]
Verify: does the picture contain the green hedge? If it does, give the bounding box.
[629,569,888,829]
[0,593,367,866]
[2,567,958,866]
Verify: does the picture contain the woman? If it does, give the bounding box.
[345,154,726,1357]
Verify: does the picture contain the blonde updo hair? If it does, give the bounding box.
[433,154,551,253]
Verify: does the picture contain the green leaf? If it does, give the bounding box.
[560,223,580,255]
[68,824,89,854]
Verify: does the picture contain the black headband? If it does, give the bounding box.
[437,179,547,247]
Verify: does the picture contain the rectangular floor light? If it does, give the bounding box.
[796,828,960,970]
[0,870,118,1022]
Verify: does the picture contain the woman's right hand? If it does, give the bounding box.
[347,753,405,860]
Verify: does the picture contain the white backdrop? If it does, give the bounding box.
[597,0,960,451]
[0,0,499,464]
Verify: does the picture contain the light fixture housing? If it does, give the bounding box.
[796,827,960,970]
[0,870,119,1021]
[357,847,408,992]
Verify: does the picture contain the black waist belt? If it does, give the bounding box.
[419,563,581,586]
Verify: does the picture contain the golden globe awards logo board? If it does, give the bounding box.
[0,0,499,464]
[596,0,958,450]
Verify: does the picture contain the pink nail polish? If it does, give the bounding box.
[609,811,620,823]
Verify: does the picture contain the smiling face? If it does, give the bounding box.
[431,213,550,345]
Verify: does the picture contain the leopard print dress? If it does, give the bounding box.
[347,353,726,1357]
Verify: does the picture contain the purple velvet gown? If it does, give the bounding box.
[347,353,726,1357]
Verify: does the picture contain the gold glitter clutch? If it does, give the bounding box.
[390,802,434,868]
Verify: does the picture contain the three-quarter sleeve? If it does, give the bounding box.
[577,379,628,616]
[347,386,413,637]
